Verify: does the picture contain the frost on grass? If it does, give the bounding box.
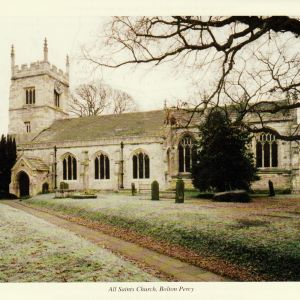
[28,193,300,258]
[0,204,159,282]
[27,194,300,280]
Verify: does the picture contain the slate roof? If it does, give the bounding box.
[32,110,167,143]
[29,103,292,145]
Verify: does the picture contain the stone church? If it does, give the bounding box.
[7,40,300,197]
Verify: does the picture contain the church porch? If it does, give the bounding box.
[10,155,50,198]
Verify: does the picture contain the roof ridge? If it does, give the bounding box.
[58,109,166,122]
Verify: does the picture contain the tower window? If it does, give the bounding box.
[54,81,63,107]
[24,122,31,133]
[54,90,60,107]
[256,133,278,168]
[25,87,35,104]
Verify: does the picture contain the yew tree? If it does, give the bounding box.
[191,110,258,192]
[0,135,17,196]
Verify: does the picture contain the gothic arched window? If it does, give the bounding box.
[132,151,150,179]
[256,133,278,168]
[62,154,77,180]
[95,153,110,179]
[178,135,195,173]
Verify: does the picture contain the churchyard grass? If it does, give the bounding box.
[0,203,159,282]
[26,193,300,281]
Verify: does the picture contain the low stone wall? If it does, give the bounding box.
[55,189,76,198]
[251,169,292,191]
[168,176,194,190]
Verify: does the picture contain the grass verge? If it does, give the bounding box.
[26,195,300,281]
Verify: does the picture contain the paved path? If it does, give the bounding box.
[1,200,230,282]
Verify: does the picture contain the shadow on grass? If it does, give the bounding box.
[0,192,18,200]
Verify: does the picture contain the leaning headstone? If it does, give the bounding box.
[175,178,185,203]
[131,183,136,196]
[268,180,275,197]
[151,180,159,200]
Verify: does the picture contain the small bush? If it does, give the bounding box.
[60,182,69,190]
[213,190,250,203]
[175,178,185,203]
[151,180,159,200]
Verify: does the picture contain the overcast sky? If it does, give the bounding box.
[1,0,299,136]
[0,16,194,135]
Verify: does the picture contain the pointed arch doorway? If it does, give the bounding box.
[18,171,30,197]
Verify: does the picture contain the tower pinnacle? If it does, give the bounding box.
[164,99,167,109]
[11,44,15,76]
[66,54,69,75]
[11,44,15,57]
[43,38,48,62]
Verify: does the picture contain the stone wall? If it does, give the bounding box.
[9,73,69,111]
[20,137,168,193]
[8,62,70,143]
[9,106,68,144]
[251,170,292,191]
[249,118,299,191]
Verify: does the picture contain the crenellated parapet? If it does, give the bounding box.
[12,61,69,84]
[11,38,69,85]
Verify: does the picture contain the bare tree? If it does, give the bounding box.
[111,89,137,114]
[70,82,111,117]
[70,81,137,117]
[220,37,300,140]
[84,16,300,140]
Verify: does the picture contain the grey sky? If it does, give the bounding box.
[0,16,193,135]
[1,1,300,136]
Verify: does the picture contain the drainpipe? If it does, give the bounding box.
[120,142,124,189]
[54,145,57,190]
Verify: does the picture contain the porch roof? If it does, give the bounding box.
[23,156,49,171]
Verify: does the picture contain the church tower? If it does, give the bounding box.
[8,39,70,143]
